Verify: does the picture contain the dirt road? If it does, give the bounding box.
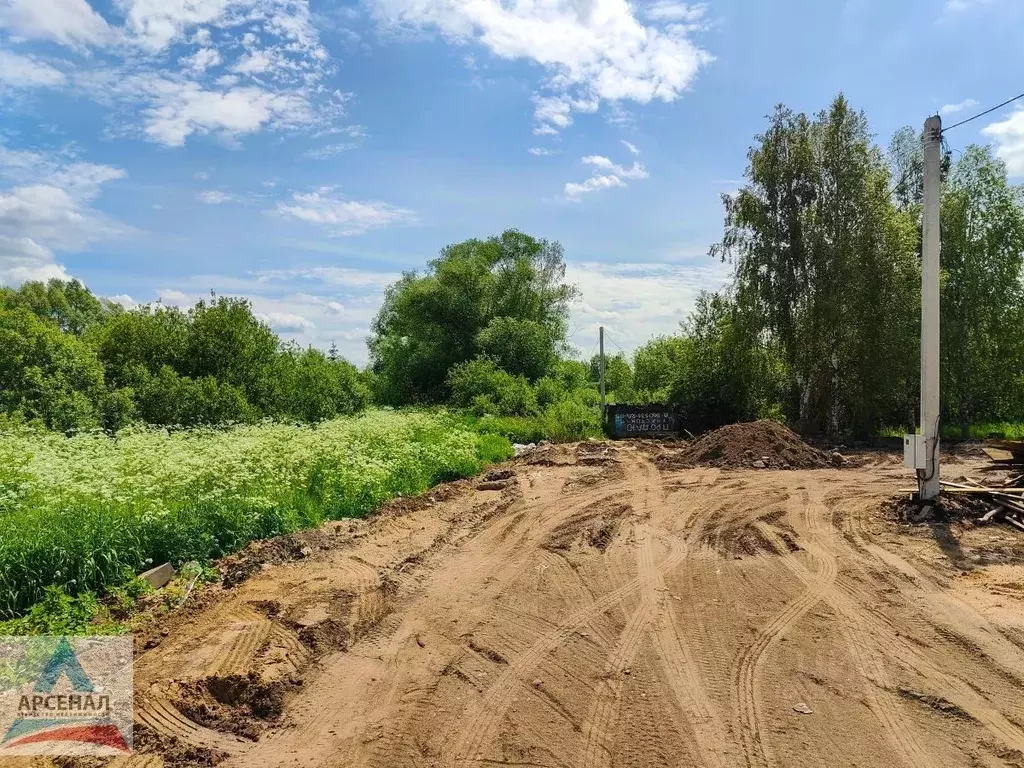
[128,442,1024,767]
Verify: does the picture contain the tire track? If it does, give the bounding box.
[731,494,838,768]
[580,524,662,768]
[753,491,938,768]
[444,531,687,767]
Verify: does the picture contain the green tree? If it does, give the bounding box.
[633,335,691,401]
[714,95,920,438]
[0,279,118,335]
[446,356,537,416]
[589,353,635,402]
[941,145,1024,437]
[370,230,577,403]
[0,307,109,431]
[181,295,280,408]
[670,292,786,433]
[476,317,555,381]
[90,305,190,388]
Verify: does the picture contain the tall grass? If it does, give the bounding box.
[0,410,512,620]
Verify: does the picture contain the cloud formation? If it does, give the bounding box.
[0,49,65,87]
[1,0,343,147]
[274,187,417,235]
[370,0,713,135]
[982,108,1024,177]
[0,146,126,285]
[940,98,978,116]
[565,149,648,200]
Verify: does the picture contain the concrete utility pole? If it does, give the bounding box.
[919,115,943,500]
[599,326,606,414]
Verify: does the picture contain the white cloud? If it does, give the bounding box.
[182,46,222,74]
[370,0,713,135]
[0,145,126,285]
[643,1,707,23]
[564,173,625,200]
[257,310,315,332]
[940,98,979,116]
[582,155,648,179]
[3,0,342,147]
[528,147,556,156]
[0,49,65,87]
[982,108,1024,177]
[255,266,398,289]
[196,189,238,204]
[156,288,191,306]
[274,188,417,235]
[0,0,114,47]
[303,141,360,158]
[107,293,137,308]
[621,139,640,155]
[565,150,649,199]
[126,78,314,146]
[944,0,996,12]
[565,258,731,353]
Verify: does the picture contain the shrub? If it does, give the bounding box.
[447,357,537,416]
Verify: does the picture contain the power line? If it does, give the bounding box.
[942,90,1024,133]
[602,330,628,357]
[887,165,918,199]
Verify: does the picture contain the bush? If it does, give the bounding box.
[542,399,602,442]
[447,357,537,416]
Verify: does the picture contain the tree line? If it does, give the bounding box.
[679,94,1024,439]
[3,93,1023,440]
[0,283,370,430]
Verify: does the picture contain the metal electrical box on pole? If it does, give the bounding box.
[599,326,606,415]
[904,115,942,500]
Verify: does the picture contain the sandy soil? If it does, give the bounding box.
[17,441,1024,768]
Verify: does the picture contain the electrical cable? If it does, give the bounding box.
[942,91,1024,133]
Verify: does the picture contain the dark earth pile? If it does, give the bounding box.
[661,420,832,470]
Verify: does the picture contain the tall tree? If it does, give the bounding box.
[941,145,1024,437]
[714,95,920,438]
[369,230,577,403]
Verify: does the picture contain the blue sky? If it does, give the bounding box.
[1,0,1023,363]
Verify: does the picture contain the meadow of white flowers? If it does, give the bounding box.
[0,410,511,619]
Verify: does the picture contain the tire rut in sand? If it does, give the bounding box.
[446,455,689,768]
[754,489,939,768]
[731,491,838,768]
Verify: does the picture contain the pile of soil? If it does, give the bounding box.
[661,420,832,470]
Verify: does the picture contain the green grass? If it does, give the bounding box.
[879,422,1024,440]
[0,410,513,625]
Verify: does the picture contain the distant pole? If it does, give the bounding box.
[599,326,606,414]
[920,115,942,500]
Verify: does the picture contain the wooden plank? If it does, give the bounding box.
[983,447,1016,462]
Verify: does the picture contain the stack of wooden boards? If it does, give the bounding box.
[900,440,1024,530]
[935,476,1024,531]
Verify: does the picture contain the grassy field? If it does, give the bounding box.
[0,410,512,624]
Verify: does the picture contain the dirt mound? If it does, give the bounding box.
[661,420,831,470]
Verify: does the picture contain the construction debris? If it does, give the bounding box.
[898,473,1024,531]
